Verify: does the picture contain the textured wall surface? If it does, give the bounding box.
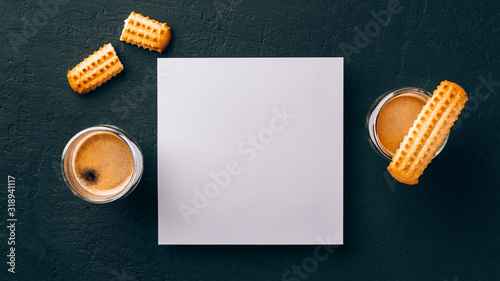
[1,0,500,280]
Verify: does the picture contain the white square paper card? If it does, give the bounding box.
[158,58,343,245]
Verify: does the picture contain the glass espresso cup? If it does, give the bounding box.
[61,125,143,203]
[366,87,449,160]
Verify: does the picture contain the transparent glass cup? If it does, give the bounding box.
[61,125,144,203]
[366,87,449,160]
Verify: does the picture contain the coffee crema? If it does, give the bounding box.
[72,132,133,196]
[376,93,428,155]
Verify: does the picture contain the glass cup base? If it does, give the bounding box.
[366,87,449,161]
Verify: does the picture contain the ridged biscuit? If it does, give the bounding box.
[387,81,468,185]
[67,44,123,94]
[120,12,171,53]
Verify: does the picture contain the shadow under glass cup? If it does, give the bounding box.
[366,87,449,160]
[61,125,144,203]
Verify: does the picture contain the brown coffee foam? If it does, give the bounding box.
[72,132,133,196]
[387,81,468,185]
[377,93,428,155]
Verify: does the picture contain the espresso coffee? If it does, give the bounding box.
[72,132,134,196]
[376,93,428,155]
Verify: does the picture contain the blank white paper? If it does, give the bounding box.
[158,58,343,245]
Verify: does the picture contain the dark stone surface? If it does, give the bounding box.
[1,0,500,280]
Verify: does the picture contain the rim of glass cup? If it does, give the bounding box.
[366,87,450,160]
[61,125,144,204]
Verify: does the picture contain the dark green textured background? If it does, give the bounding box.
[1,0,500,280]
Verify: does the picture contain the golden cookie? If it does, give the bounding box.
[120,12,171,53]
[387,81,468,185]
[67,44,123,94]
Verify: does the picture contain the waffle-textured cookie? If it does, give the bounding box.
[387,81,468,185]
[67,44,123,94]
[120,12,171,53]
